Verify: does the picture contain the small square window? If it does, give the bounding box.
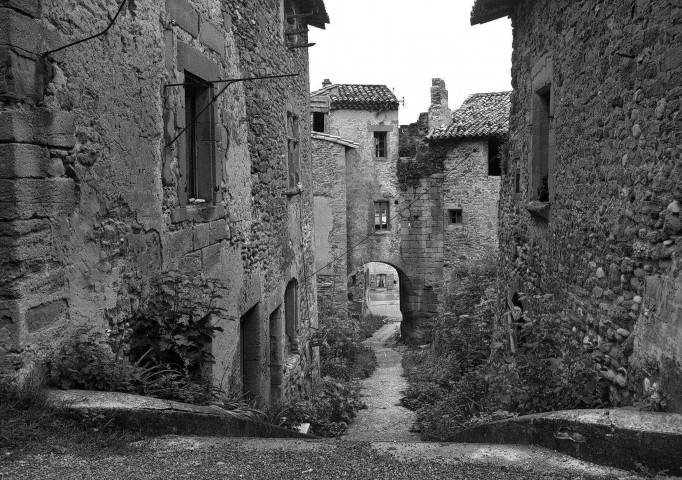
[374,132,387,158]
[449,209,463,225]
[184,72,215,204]
[374,201,389,230]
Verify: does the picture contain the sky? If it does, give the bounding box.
[308,0,513,124]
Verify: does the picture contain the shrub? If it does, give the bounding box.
[282,378,366,437]
[127,271,229,379]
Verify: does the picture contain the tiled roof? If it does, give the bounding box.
[311,84,399,111]
[311,132,359,148]
[428,91,511,141]
[471,0,516,25]
[296,0,329,29]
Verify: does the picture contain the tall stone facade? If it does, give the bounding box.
[473,0,682,411]
[0,0,328,407]
[311,80,508,340]
[400,80,508,300]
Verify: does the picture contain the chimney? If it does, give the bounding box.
[428,78,452,131]
[322,79,332,87]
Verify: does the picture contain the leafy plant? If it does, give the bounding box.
[282,377,366,437]
[127,271,229,379]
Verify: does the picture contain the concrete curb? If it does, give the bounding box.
[450,409,682,475]
[46,389,316,440]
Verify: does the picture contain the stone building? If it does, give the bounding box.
[425,81,509,292]
[472,0,682,411]
[0,0,328,407]
[312,79,508,340]
[311,83,403,321]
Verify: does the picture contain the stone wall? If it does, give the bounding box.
[498,0,682,411]
[0,0,322,407]
[441,139,500,292]
[312,136,351,320]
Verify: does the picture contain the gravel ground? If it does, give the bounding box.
[0,437,643,480]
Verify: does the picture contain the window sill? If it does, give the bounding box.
[525,201,550,222]
[171,203,225,224]
[373,230,392,235]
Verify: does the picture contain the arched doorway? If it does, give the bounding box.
[364,262,402,320]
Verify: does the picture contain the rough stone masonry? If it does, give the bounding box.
[473,0,682,412]
[0,0,328,408]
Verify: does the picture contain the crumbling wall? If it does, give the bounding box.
[499,0,682,411]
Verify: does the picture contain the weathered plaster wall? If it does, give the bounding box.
[0,0,320,407]
[499,0,682,410]
[326,109,402,272]
[312,138,349,318]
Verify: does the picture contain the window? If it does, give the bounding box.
[284,279,299,351]
[532,88,551,202]
[488,138,502,176]
[374,201,389,230]
[312,112,326,133]
[374,132,387,158]
[449,209,463,225]
[287,112,300,189]
[377,274,387,288]
[184,73,215,203]
[515,169,521,193]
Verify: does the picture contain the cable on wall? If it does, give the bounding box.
[305,148,479,283]
[42,0,129,57]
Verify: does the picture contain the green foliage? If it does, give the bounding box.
[47,326,140,392]
[46,271,232,405]
[282,378,366,437]
[46,326,216,404]
[397,141,450,188]
[486,296,608,414]
[128,271,229,378]
[318,316,377,381]
[401,255,608,441]
[358,314,386,339]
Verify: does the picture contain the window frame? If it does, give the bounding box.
[373,201,390,231]
[448,208,463,225]
[184,72,216,204]
[312,112,326,133]
[488,138,502,177]
[374,131,387,158]
[286,110,300,189]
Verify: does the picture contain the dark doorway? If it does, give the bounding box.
[240,303,262,401]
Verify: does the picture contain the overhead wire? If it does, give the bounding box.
[304,148,478,283]
[42,0,129,57]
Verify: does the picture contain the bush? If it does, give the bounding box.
[282,378,366,437]
[402,256,610,441]
[318,315,377,381]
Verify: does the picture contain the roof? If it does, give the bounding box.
[428,91,511,141]
[311,84,399,111]
[296,0,329,29]
[311,132,359,148]
[471,0,516,25]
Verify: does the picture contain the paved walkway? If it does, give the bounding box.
[343,320,420,442]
